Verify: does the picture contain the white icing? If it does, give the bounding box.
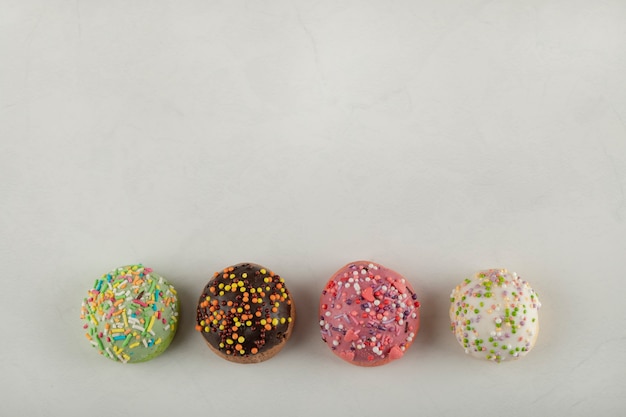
[449,269,541,363]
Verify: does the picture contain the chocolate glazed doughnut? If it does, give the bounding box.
[196,263,295,363]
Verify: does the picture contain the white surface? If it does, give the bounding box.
[1,0,626,415]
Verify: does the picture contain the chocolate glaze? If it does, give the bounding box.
[196,263,293,359]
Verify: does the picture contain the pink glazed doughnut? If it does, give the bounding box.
[319,261,420,366]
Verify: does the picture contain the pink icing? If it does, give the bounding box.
[319,261,420,366]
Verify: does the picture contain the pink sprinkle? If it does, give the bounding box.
[389,346,404,360]
[362,287,374,302]
[132,299,148,307]
[344,329,360,343]
[392,280,406,293]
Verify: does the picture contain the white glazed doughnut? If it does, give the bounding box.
[449,269,541,363]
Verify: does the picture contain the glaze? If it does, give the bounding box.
[80,265,179,363]
[196,263,295,363]
[449,269,541,362]
[319,261,420,366]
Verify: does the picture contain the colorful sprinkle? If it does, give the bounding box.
[319,261,420,366]
[449,269,541,363]
[80,265,179,363]
[196,263,295,362]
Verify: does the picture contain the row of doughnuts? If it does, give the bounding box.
[80,261,541,365]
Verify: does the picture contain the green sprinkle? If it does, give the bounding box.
[95,335,104,351]
[122,334,133,347]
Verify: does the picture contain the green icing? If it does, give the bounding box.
[80,265,179,363]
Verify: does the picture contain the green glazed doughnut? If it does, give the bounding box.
[80,265,179,363]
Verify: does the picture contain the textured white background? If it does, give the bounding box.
[1,0,626,415]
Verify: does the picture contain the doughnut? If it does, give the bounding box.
[196,263,295,363]
[319,261,421,366]
[80,265,180,363]
[449,268,541,362]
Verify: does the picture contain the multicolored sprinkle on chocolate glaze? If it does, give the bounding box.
[196,263,295,363]
[449,269,541,363]
[80,265,179,363]
[319,261,421,367]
